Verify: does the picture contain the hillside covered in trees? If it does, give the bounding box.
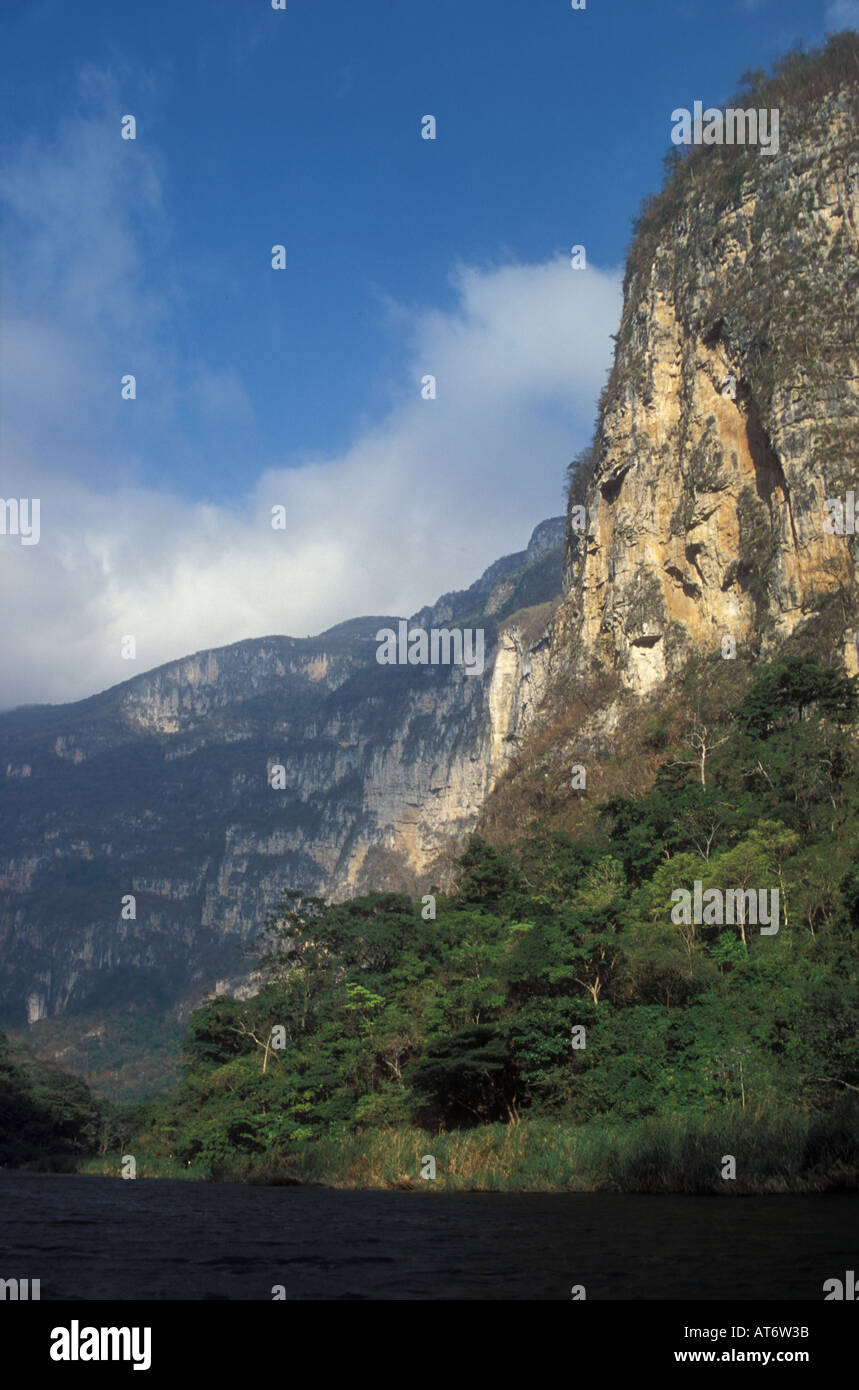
[0,1030,107,1167]
[88,658,858,1191]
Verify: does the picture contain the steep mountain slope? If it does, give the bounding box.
[0,520,564,1031]
[561,59,859,703]
[483,37,859,829]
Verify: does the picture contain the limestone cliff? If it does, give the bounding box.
[549,48,859,736]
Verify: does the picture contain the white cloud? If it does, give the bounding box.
[0,71,622,710]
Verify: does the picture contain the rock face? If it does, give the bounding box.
[0,522,564,1025]
[554,77,859,713]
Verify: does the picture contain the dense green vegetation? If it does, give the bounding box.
[5,657,855,1189]
[91,657,857,1191]
[0,1025,163,1168]
[0,1031,102,1166]
[7,1009,185,1103]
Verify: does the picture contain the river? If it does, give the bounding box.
[0,1171,853,1300]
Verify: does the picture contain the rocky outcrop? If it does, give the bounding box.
[553,75,858,707]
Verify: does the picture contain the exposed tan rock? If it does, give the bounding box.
[550,86,858,709]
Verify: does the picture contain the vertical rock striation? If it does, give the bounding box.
[552,71,858,710]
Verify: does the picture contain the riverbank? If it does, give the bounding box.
[62,1105,858,1192]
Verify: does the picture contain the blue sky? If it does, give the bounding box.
[1,0,856,706]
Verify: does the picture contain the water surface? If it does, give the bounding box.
[0,1172,852,1300]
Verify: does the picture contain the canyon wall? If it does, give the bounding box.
[0,522,563,1025]
[542,79,859,759]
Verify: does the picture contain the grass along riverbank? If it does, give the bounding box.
[72,1104,857,1193]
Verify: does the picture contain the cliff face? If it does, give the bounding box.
[0,522,563,1026]
[553,76,859,718]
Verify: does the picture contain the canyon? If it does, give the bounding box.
[1,43,857,1090]
[0,518,565,1035]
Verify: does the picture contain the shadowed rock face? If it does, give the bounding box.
[553,86,858,711]
[0,522,564,1026]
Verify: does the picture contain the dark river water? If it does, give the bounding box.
[0,1172,853,1300]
